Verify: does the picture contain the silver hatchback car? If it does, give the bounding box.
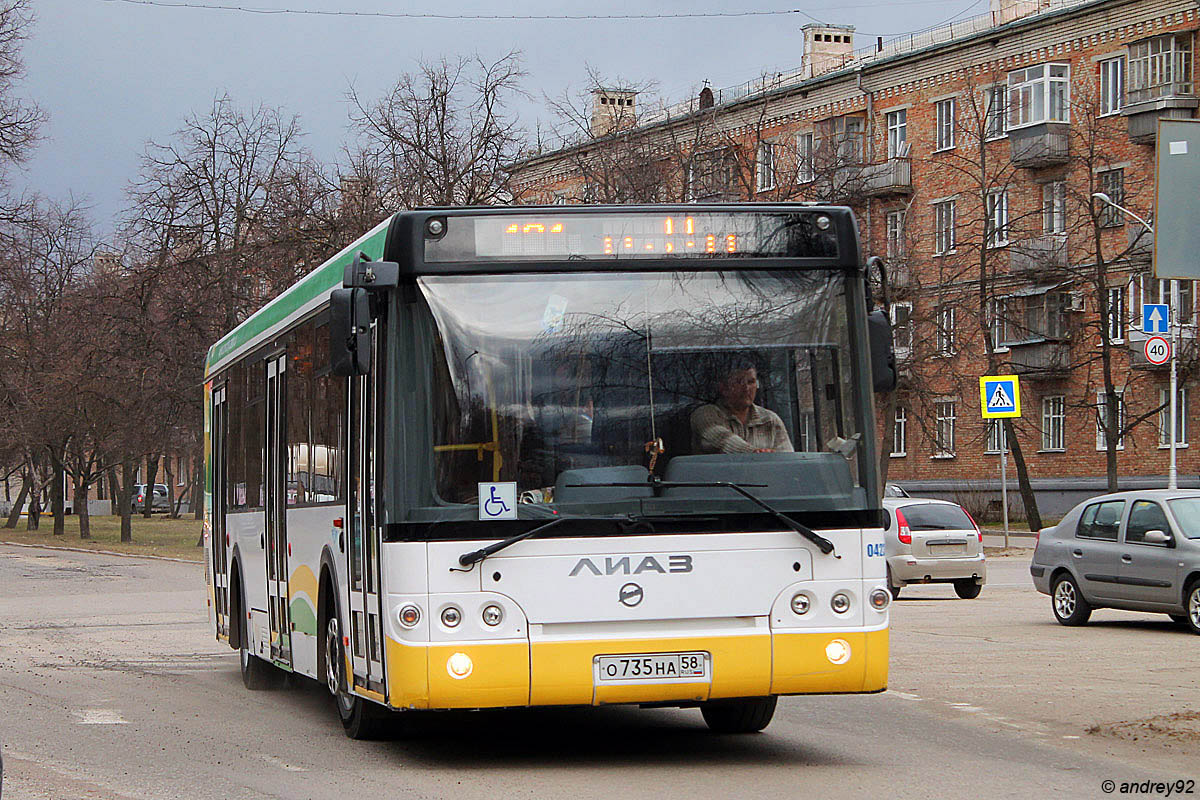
[882,498,987,599]
[1030,490,1200,634]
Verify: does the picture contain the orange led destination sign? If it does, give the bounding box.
[423,210,840,262]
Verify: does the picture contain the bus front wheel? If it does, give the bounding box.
[325,615,391,739]
[700,696,777,733]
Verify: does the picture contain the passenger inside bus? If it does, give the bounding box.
[690,358,794,454]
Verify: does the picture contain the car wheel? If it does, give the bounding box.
[953,579,982,599]
[325,615,391,739]
[1051,573,1092,626]
[887,567,901,599]
[700,696,777,733]
[1185,580,1200,635]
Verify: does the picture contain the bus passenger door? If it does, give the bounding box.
[212,384,230,639]
[265,353,292,666]
[347,326,386,698]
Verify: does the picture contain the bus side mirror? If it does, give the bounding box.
[868,310,897,393]
[330,288,371,376]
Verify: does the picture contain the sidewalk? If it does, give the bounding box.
[981,530,1037,549]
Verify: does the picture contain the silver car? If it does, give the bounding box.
[882,498,987,599]
[1031,489,1200,634]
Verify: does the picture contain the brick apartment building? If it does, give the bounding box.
[508,0,1200,516]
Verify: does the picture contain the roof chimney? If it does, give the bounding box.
[802,24,856,77]
[590,88,638,137]
[990,0,1051,25]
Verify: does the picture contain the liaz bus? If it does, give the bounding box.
[203,204,897,739]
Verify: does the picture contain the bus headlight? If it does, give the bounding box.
[440,606,462,628]
[825,638,851,664]
[481,604,503,626]
[447,652,473,679]
[830,592,851,614]
[869,588,890,611]
[789,593,811,615]
[397,604,421,628]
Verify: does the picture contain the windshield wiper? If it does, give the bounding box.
[457,514,639,568]
[566,477,838,557]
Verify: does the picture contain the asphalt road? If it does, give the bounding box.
[0,543,1195,800]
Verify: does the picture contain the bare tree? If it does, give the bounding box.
[351,52,527,208]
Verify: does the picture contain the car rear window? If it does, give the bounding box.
[899,503,974,530]
[1076,500,1124,541]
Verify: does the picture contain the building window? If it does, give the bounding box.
[986,189,1009,248]
[1042,395,1066,451]
[893,406,908,457]
[1007,63,1070,128]
[1152,279,1195,326]
[1128,33,1194,105]
[935,401,957,457]
[796,132,814,183]
[687,148,738,201]
[1042,180,1067,234]
[986,419,1004,454]
[756,141,776,192]
[891,301,913,358]
[1158,387,1188,447]
[886,209,906,260]
[990,297,1010,349]
[985,84,1008,140]
[933,199,956,255]
[936,305,956,355]
[934,98,956,151]
[1098,169,1125,227]
[886,108,908,159]
[1099,57,1125,116]
[816,115,865,163]
[1106,286,1125,343]
[1096,390,1127,451]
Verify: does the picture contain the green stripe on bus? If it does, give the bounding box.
[204,215,394,375]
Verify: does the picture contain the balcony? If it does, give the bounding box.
[1006,338,1071,377]
[861,158,912,197]
[1128,326,1197,369]
[1123,90,1197,144]
[1126,225,1153,262]
[1008,123,1069,168]
[1009,233,1069,275]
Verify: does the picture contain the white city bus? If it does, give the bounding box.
[203,205,896,738]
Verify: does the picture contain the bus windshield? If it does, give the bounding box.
[418,269,868,522]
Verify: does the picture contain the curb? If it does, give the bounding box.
[0,539,203,564]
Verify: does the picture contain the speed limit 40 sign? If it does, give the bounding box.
[1145,335,1172,365]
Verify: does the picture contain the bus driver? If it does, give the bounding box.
[690,359,794,454]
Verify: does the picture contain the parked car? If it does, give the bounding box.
[882,497,986,599]
[1031,489,1200,634]
[884,483,910,498]
[131,483,170,513]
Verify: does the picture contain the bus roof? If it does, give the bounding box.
[204,214,397,377]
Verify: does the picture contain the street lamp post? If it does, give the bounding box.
[1092,192,1175,489]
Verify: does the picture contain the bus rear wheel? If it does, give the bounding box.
[325,615,391,739]
[700,696,777,733]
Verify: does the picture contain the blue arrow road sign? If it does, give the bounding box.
[1144,303,1170,334]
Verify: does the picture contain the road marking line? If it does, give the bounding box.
[74,709,128,725]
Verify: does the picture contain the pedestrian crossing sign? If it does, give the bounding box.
[979,375,1021,419]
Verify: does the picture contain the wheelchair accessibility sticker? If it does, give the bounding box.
[478,482,518,521]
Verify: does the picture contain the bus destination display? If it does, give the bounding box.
[423,211,839,262]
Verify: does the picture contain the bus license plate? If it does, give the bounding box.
[595,652,709,683]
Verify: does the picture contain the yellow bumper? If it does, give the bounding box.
[386,628,888,710]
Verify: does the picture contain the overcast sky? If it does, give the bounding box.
[15,0,987,236]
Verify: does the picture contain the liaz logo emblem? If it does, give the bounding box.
[619,583,644,607]
[568,555,693,577]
